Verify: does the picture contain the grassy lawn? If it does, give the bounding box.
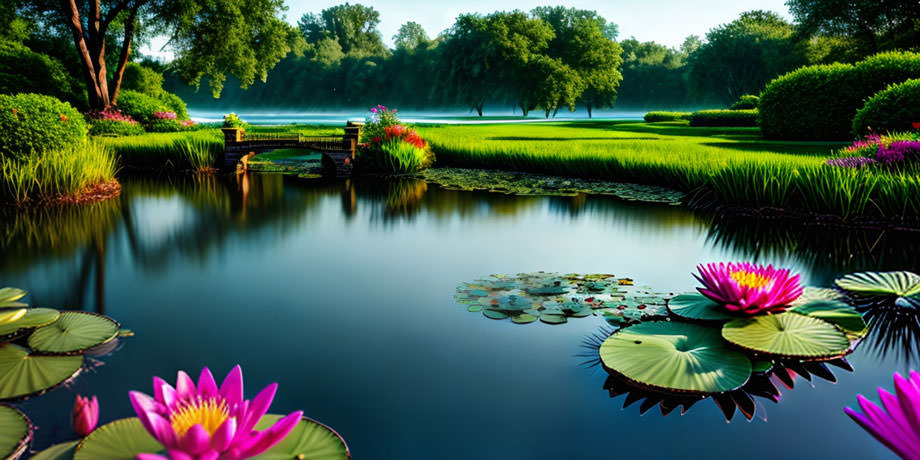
[416,121,919,224]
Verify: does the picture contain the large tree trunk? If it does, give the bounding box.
[109,8,138,104]
[63,0,108,108]
[587,103,593,119]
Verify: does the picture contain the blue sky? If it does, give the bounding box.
[142,0,794,59]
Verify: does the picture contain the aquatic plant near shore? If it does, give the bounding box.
[695,262,803,315]
[845,371,920,459]
[130,365,302,460]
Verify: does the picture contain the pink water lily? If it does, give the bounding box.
[72,395,99,436]
[130,365,302,460]
[694,262,803,315]
[845,371,920,459]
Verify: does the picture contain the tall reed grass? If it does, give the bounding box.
[1,139,117,202]
[103,130,223,171]
[418,122,920,224]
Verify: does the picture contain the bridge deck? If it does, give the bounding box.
[223,126,360,177]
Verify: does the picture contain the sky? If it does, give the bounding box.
[141,0,794,60]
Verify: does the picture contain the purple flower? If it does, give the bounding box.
[845,371,920,459]
[130,365,302,460]
[876,141,920,164]
[694,262,803,315]
[826,156,878,168]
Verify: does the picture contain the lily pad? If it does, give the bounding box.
[0,309,60,338]
[721,313,851,359]
[0,309,25,327]
[29,441,78,460]
[599,321,752,393]
[667,293,732,321]
[0,288,26,309]
[791,287,845,306]
[790,301,867,335]
[251,415,350,460]
[0,344,83,400]
[73,418,162,460]
[0,404,30,460]
[28,312,119,354]
[835,271,920,297]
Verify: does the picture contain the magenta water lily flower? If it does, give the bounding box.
[694,262,803,315]
[72,395,99,437]
[130,365,302,460]
[845,371,920,459]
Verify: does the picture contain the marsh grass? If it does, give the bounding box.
[103,130,223,171]
[1,140,117,202]
[417,122,920,224]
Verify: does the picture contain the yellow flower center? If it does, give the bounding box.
[729,270,770,289]
[169,398,230,437]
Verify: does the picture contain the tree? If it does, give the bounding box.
[786,0,920,56]
[689,10,807,104]
[17,0,303,110]
[298,3,388,58]
[617,38,692,109]
[393,21,428,51]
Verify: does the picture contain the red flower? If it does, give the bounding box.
[372,136,382,143]
[912,121,920,131]
[59,113,68,122]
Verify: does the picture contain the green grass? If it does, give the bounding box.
[102,130,224,171]
[1,139,117,202]
[415,121,920,224]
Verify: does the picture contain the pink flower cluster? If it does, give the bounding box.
[85,109,138,124]
[154,111,178,120]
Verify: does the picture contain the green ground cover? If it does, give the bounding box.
[415,121,920,225]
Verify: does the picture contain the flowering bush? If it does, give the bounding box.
[223,112,246,129]
[358,105,434,173]
[827,126,920,168]
[85,108,145,136]
[153,111,177,120]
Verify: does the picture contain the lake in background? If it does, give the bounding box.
[3,173,916,459]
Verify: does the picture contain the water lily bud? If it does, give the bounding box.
[72,395,99,436]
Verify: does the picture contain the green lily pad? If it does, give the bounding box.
[511,313,538,324]
[0,309,60,338]
[540,313,567,324]
[0,344,83,400]
[250,415,350,460]
[835,271,920,297]
[791,287,845,306]
[790,301,867,335]
[28,312,119,354]
[29,441,78,460]
[599,321,752,393]
[667,293,732,321]
[73,418,162,460]
[0,404,30,460]
[721,313,851,359]
[0,309,25,327]
[0,288,26,309]
[482,309,509,320]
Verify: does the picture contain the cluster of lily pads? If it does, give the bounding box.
[590,267,920,421]
[454,272,671,325]
[0,287,125,460]
[421,168,685,205]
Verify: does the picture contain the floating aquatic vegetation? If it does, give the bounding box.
[0,286,127,459]
[421,168,684,204]
[836,271,920,301]
[845,371,920,460]
[0,404,30,460]
[454,273,670,325]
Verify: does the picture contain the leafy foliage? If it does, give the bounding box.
[115,90,168,125]
[730,94,760,110]
[852,79,920,136]
[0,40,86,110]
[643,111,692,122]
[0,93,86,159]
[787,0,920,57]
[689,109,759,127]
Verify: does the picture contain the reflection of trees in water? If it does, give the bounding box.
[704,214,920,286]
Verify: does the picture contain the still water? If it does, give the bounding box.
[3,173,918,459]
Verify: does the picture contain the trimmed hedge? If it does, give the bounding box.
[852,79,920,136]
[689,109,759,127]
[89,119,145,137]
[0,93,87,159]
[115,90,168,124]
[761,51,920,140]
[730,95,759,110]
[643,111,692,122]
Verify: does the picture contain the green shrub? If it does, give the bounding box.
[643,111,692,122]
[157,91,189,120]
[223,112,247,129]
[852,79,920,136]
[689,109,759,127]
[761,51,920,140]
[121,62,164,96]
[88,119,145,137]
[730,95,759,110]
[0,93,87,159]
[150,119,183,132]
[115,90,168,124]
[0,40,87,110]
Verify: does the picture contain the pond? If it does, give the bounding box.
[2,173,918,459]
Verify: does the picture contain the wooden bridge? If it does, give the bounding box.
[222,122,361,177]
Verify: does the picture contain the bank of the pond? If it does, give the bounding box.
[416,121,920,227]
[1,140,119,205]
